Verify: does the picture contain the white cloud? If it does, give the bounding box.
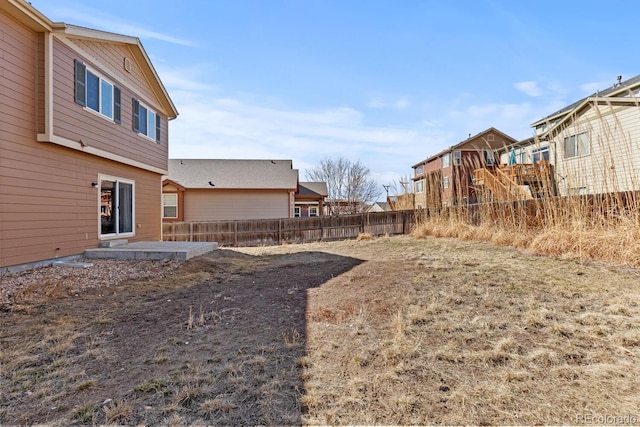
[514,81,542,97]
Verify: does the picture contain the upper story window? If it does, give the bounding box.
[415,165,424,176]
[443,176,450,189]
[133,98,161,143]
[415,180,424,193]
[453,150,462,165]
[442,153,451,168]
[564,132,589,159]
[74,60,121,123]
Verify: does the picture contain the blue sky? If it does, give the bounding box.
[31,0,640,193]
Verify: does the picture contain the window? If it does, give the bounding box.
[484,150,496,166]
[74,60,121,122]
[453,151,462,165]
[443,176,450,189]
[415,180,424,193]
[294,207,301,217]
[133,98,161,142]
[415,165,424,176]
[564,132,589,158]
[442,154,451,168]
[163,194,178,218]
[417,203,423,209]
[309,206,318,217]
[532,147,550,163]
[100,177,134,237]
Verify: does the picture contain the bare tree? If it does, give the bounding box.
[306,157,381,215]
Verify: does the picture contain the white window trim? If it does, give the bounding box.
[84,67,116,122]
[98,174,135,239]
[294,207,301,217]
[442,153,451,168]
[309,206,318,217]
[453,150,462,165]
[137,101,158,142]
[415,180,424,193]
[563,132,590,159]
[443,176,450,189]
[162,193,178,219]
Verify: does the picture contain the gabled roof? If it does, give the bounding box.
[298,182,328,197]
[531,75,640,128]
[166,159,299,190]
[2,0,177,119]
[412,127,518,167]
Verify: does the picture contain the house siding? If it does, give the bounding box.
[552,104,640,196]
[184,190,291,221]
[50,37,168,171]
[0,7,164,269]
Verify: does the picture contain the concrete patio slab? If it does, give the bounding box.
[84,241,217,261]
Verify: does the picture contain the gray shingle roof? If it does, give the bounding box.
[298,182,328,197]
[532,74,640,125]
[166,159,298,190]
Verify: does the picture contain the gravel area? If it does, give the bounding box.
[0,259,183,305]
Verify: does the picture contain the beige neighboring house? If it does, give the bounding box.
[0,0,177,270]
[163,159,299,221]
[295,182,327,217]
[531,75,640,196]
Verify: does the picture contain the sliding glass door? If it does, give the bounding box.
[100,177,134,237]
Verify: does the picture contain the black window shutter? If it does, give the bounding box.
[74,59,86,106]
[155,114,161,143]
[114,87,121,124]
[132,98,140,132]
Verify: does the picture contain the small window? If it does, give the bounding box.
[415,180,424,193]
[443,176,450,189]
[309,207,318,217]
[453,151,462,165]
[415,165,424,176]
[442,154,451,168]
[416,203,423,209]
[294,207,301,217]
[74,60,121,122]
[532,147,550,163]
[163,194,178,218]
[564,132,589,159]
[133,98,161,142]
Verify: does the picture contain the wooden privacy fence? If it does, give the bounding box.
[163,210,418,247]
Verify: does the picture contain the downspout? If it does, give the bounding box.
[37,32,54,142]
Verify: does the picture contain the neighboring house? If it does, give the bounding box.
[532,75,640,196]
[473,137,555,201]
[412,128,518,208]
[0,0,177,269]
[368,202,391,212]
[294,182,327,217]
[162,159,299,221]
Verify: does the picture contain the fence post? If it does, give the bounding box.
[189,222,193,242]
[234,221,238,246]
[278,219,282,243]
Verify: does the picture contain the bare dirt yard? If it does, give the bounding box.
[2,235,640,425]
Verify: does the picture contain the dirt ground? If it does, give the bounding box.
[2,235,640,425]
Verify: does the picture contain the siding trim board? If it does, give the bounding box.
[37,134,168,175]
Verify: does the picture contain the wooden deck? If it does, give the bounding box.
[474,161,552,201]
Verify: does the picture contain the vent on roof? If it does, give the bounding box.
[487,134,495,141]
[123,57,132,73]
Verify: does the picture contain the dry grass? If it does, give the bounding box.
[3,236,640,425]
[298,236,640,425]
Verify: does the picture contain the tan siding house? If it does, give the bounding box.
[0,0,177,269]
[163,159,299,221]
[534,75,640,196]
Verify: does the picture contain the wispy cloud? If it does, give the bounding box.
[514,81,542,97]
[49,6,194,46]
